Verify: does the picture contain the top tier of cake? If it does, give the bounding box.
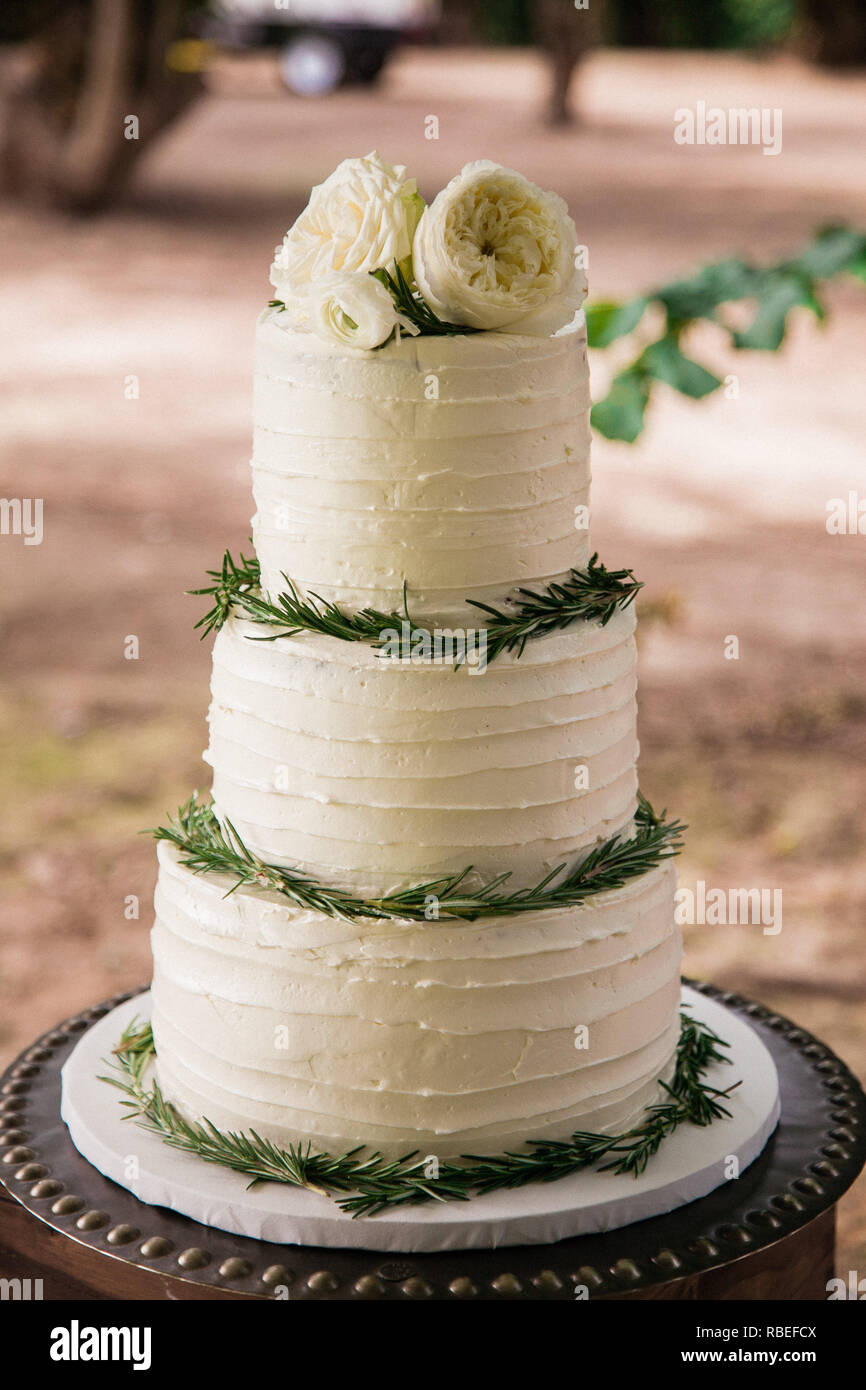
[251,308,591,624]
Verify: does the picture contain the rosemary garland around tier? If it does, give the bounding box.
[101,1011,737,1218]
[153,792,684,924]
[190,550,643,665]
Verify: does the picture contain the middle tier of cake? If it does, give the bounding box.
[203,603,639,895]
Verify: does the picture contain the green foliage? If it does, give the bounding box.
[153,792,684,923]
[607,0,795,50]
[475,0,531,46]
[588,225,866,442]
[192,550,642,666]
[102,1008,736,1216]
[372,262,480,337]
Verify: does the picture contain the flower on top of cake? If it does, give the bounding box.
[269,152,586,350]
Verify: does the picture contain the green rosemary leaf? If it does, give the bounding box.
[152,792,684,924]
[190,550,642,668]
[103,1009,734,1218]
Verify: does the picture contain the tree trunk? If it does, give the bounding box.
[531,0,607,127]
[0,0,202,212]
[797,0,866,66]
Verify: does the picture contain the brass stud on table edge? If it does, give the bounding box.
[716,1224,752,1247]
[686,1238,719,1261]
[30,1179,63,1199]
[532,1269,564,1293]
[810,1160,840,1180]
[448,1276,478,1298]
[793,1177,824,1197]
[219,1257,252,1281]
[746,1208,781,1230]
[52,1194,85,1216]
[401,1276,434,1299]
[651,1249,683,1273]
[771,1192,805,1213]
[107,1224,140,1246]
[177,1247,210,1270]
[491,1273,523,1296]
[2,1146,34,1164]
[76,1210,110,1232]
[14,1163,47,1182]
[353,1274,387,1299]
[307,1270,340,1293]
[611,1258,642,1284]
[139,1235,173,1258]
[830,1126,855,1143]
[261,1264,294,1288]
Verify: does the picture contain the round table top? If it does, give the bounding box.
[1,980,865,1300]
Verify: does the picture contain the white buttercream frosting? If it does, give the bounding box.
[150,306,682,1160]
[152,843,681,1157]
[204,607,638,893]
[251,308,591,624]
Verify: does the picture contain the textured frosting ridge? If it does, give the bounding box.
[252,310,591,624]
[204,607,638,893]
[150,313,682,1159]
[152,843,681,1157]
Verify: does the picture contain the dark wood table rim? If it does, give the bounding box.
[1,980,864,1301]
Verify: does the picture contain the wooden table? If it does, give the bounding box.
[1,982,863,1301]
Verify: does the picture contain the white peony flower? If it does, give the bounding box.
[297,273,417,351]
[412,160,586,335]
[270,151,424,297]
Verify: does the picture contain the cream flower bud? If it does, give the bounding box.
[304,273,417,350]
[270,151,424,297]
[413,161,586,336]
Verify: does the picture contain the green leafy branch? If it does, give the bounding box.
[102,1009,736,1218]
[588,225,866,442]
[190,550,641,663]
[469,558,642,660]
[189,549,410,645]
[152,791,685,924]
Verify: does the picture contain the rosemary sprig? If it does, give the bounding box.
[102,1010,736,1218]
[468,555,643,660]
[189,550,262,639]
[152,792,684,924]
[190,550,642,664]
[193,558,410,648]
[371,261,480,337]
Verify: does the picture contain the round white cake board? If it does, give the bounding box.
[60,987,780,1253]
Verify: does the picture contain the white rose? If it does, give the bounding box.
[270,151,423,297]
[413,160,586,335]
[297,273,417,351]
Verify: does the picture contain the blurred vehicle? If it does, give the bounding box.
[203,0,441,95]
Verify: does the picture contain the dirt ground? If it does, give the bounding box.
[1,48,864,1271]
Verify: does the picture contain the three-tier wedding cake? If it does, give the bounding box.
[149,155,682,1162]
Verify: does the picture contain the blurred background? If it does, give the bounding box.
[0,0,864,1269]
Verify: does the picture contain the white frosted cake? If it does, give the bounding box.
[149,155,682,1161]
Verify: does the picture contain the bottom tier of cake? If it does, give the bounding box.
[150,841,682,1159]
